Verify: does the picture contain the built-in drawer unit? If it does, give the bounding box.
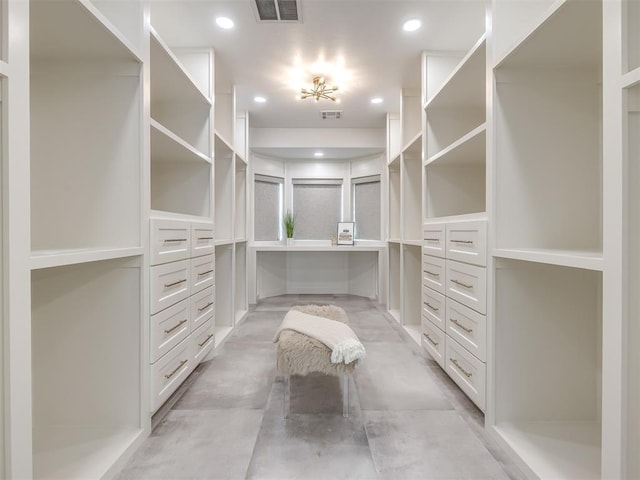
[423,254,446,294]
[190,254,215,294]
[445,298,486,362]
[445,260,486,314]
[422,287,445,330]
[423,223,446,258]
[151,337,192,411]
[150,259,191,314]
[192,318,215,364]
[151,218,191,266]
[445,336,486,411]
[191,221,215,258]
[191,285,215,331]
[422,319,445,368]
[150,298,191,363]
[445,220,487,267]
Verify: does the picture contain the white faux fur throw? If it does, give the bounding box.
[273,310,366,364]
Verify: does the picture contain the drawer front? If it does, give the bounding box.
[191,221,215,258]
[445,336,486,411]
[446,220,487,267]
[191,285,215,330]
[150,259,191,314]
[445,298,487,362]
[423,223,446,258]
[150,218,191,266]
[151,338,192,411]
[150,298,191,363]
[190,254,215,294]
[422,319,445,368]
[423,254,446,294]
[422,287,445,331]
[192,318,215,365]
[445,260,486,314]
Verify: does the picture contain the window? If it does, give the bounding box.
[292,178,343,240]
[352,175,381,240]
[254,174,283,241]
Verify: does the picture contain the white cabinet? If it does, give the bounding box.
[150,219,191,265]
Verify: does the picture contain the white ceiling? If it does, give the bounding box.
[149,0,486,157]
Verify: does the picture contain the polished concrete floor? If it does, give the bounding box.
[116,295,526,480]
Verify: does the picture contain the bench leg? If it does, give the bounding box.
[284,374,291,419]
[342,374,349,418]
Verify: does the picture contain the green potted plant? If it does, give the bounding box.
[283,210,295,245]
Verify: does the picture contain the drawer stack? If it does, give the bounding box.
[150,217,216,411]
[421,219,487,411]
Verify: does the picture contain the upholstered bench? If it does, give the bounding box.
[273,305,363,418]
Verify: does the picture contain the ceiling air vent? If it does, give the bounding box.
[253,0,301,22]
[321,110,342,120]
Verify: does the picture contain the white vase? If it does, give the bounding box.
[286,237,294,246]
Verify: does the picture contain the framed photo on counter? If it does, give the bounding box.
[337,222,354,245]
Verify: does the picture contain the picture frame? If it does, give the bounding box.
[337,222,355,245]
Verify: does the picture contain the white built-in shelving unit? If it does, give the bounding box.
[214,243,234,345]
[387,242,401,323]
[388,156,401,242]
[1,0,8,475]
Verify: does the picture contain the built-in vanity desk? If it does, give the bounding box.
[249,242,385,302]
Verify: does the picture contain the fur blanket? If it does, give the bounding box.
[275,305,362,376]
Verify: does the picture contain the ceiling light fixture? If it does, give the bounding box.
[314,152,324,157]
[216,16,234,29]
[300,76,339,102]
[402,18,421,32]
[254,96,266,103]
[371,97,384,104]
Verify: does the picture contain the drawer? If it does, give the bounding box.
[192,318,215,365]
[423,254,446,294]
[445,336,486,411]
[445,298,486,362]
[446,220,487,266]
[150,218,191,266]
[151,337,192,411]
[150,259,190,314]
[191,285,215,331]
[423,223,446,258]
[150,298,191,363]
[445,260,486,314]
[422,319,445,368]
[422,287,445,331]
[190,254,215,294]
[191,221,215,258]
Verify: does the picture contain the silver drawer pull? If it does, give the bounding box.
[450,239,474,245]
[164,359,188,379]
[197,269,214,276]
[424,270,440,277]
[163,238,187,243]
[164,278,187,288]
[424,237,440,242]
[164,319,188,335]
[423,333,439,347]
[198,333,214,347]
[451,279,473,289]
[198,236,214,240]
[424,302,439,312]
[450,358,472,378]
[451,318,473,334]
[198,301,214,312]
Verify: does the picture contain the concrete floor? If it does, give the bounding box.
[116,295,526,480]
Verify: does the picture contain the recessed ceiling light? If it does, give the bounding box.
[254,96,266,103]
[216,16,234,29]
[371,97,384,104]
[402,18,422,32]
[314,152,324,157]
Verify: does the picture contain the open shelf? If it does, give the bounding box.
[402,151,422,242]
[215,135,234,242]
[151,160,211,218]
[425,163,485,219]
[493,258,602,480]
[388,157,401,240]
[30,0,142,255]
[235,159,247,240]
[402,244,422,345]
[150,120,211,164]
[215,243,234,329]
[388,242,401,323]
[627,82,640,479]
[234,242,247,324]
[31,258,143,480]
[401,89,422,149]
[214,91,234,147]
[494,0,602,260]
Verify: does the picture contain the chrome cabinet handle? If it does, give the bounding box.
[424,302,439,312]
[450,239,474,245]
[198,334,214,347]
[197,269,214,276]
[450,358,472,378]
[198,301,214,312]
[424,237,440,242]
[451,318,473,334]
[164,278,187,288]
[424,270,440,277]
[164,359,188,379]
[197,236,214,240]
[451,279,473,289]
[423,333,439,347]
[164,319,187,335]
[163,238,187,243]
